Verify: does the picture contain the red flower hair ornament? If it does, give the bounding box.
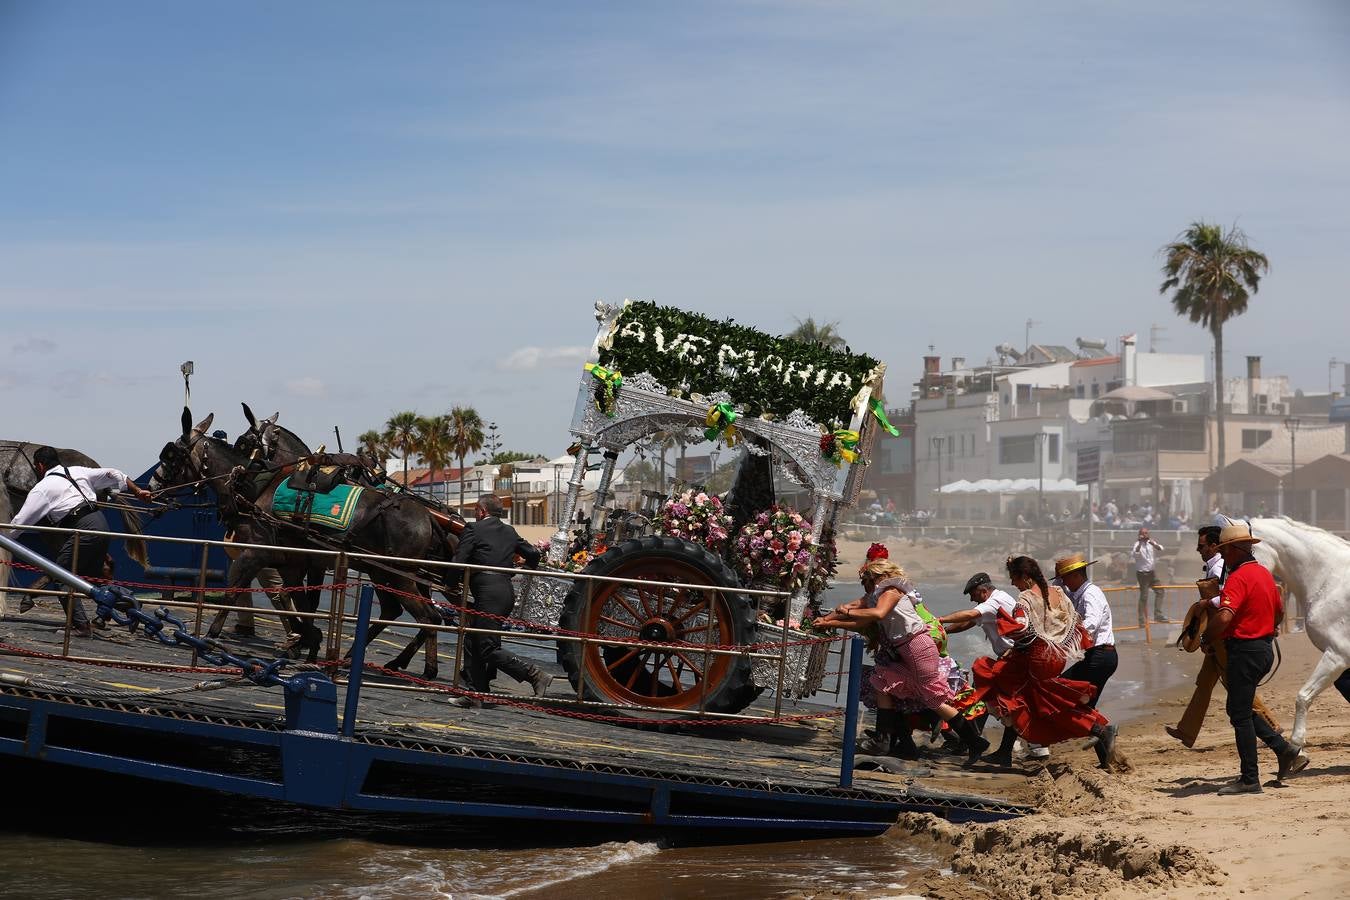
[866,542,889,561]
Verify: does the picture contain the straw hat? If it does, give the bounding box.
[1053,552,1096,578]
[1178,596,1212,653]
[1215,522,1261,549]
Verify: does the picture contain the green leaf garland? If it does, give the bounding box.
[598,301,882,428]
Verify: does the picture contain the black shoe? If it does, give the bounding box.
[1093,724,1118,768]
[857,731,894,755]
[73,623,95,639]
[92,616,108,631]
[1217,779,1263,796]
[528,669,554,698]
[1276,748,1310,781]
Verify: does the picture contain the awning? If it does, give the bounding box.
[1099,385,1174,403]
[527,499,544,508]
[938,478,1086,494]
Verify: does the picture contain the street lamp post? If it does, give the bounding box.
[930,436,946,521]
[1284,417,1301,519]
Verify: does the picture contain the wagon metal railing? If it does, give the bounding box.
[0,522,858,731]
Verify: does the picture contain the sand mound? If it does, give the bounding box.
[897,809,1222,899]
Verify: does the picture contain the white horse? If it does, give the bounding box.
[1249,517,1350,750]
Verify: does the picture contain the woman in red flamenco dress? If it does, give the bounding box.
[967,555,1119,768]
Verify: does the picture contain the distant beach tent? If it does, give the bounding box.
[937,478,1087,494]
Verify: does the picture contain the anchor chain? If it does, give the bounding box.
[90,585,290,687]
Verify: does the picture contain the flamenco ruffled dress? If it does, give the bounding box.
[968,609,1108,746]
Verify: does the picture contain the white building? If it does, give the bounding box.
[914,336,1209,522]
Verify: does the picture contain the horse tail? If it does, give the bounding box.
[120,507,150,569]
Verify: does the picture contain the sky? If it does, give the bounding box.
[2,0,1349,471]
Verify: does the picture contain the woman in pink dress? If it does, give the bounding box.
[816,558,989,762]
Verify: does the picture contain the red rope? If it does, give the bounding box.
[361,663,843,727]
[2,558,840,653]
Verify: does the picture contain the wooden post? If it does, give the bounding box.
[451,565,471,692]
[189,542,210,667]
[326,552,348,661]
[60,536,81,658]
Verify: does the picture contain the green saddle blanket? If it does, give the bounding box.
[272,476,364,531]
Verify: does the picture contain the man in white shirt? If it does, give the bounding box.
[1197,525,1225,600]
[9,446,151,636]
[1055,554,1117,708]
[939,572,1016,656]
[939,572,1028,765]
[1132,527,1166,625]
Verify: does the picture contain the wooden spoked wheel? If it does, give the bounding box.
[557,536,759,714]
[581,560,734,709]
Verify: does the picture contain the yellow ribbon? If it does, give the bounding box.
[704,402,739,445]
[823,429,860,466]
[583,363,623,416]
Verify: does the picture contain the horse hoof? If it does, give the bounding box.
[385,657,409,672]
[422,666,439,682]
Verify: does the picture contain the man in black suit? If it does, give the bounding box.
[452,494,552,697]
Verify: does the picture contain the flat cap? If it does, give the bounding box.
[963,572,993,595]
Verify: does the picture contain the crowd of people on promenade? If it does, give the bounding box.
[814,519,1308,793]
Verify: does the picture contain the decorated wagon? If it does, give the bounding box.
[513,300,896,715]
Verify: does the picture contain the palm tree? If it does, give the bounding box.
[382,410,422,488]
[415,414,452,505]
[787,316,846,349]
[1160,222,1270,503]
[448,406,485,514]
[357,429,387,463]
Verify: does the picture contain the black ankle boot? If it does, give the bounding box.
[859,709,897,755]
[890,722,920,760]
[980,725,1018,766]
[950,715,990,766]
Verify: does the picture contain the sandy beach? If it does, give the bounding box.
[897,629,1350,899]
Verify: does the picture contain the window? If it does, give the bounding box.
[1242,429,1273,450]
[1075,384,1085,398]
[999,435,1037,464]
[1016,384,1032,404]
[1091,383,1101,398]
[1047,433,1060,463]
[1159,419,1206,451]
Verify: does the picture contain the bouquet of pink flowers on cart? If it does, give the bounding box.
[733,504,835,595]
[659,489,733,554]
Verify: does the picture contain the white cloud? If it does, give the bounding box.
[12,337,57,354]
[284,376,327,398]
[498,345,589,371]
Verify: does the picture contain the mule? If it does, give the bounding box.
[151,409,451,678]
[1248,517,1350,750]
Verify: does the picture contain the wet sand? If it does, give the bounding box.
[895,629,1350,899]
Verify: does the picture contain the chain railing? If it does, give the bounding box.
[0,521,852,728]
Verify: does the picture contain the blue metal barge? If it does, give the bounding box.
[0,530,1029,841]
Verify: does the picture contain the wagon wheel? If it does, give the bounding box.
[557,536,760,714]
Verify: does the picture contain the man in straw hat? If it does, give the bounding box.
[1165,524,1282,749]
[1054,553,1117,709]
[1204,522,1308,794]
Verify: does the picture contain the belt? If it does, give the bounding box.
[1091,643,1115,650]
[53,504,98,528]
[1225,635,1275,643]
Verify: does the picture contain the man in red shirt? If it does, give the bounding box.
[1203,523,1308,794]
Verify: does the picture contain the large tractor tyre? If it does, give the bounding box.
[556,536,762,715]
